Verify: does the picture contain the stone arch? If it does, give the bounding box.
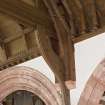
[78,58,105,105]
[0,66,62,105]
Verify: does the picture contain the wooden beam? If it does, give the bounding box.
[0,0,53,30]
[80,0,98,31]
[61,0,76,35]
[73,26,105,43]
[44,0,76,81]
[62,0,86,34]
[36,25,65,81]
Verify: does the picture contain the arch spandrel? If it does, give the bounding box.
[0,66,62,105]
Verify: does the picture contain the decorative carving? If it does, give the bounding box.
[0,47,39,70]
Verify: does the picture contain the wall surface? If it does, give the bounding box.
[17,56,55,83]
[17,32,105,105]
[71,32,105,105]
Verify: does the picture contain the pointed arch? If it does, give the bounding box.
[0,66,62,105]
[78,58,105,105]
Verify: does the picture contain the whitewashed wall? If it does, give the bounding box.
[71,33,105,105]
[17,56,55,83]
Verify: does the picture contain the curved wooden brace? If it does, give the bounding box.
[62,0,86,34]
[78,58,105,105]
[95,0,105,27]
[36,1,76,105]
[44,0,70,33]
[36,25,65,82]
[80,0,98,31]
[36,25,72,105]
[59,0,76,35]
[43,0,76,81]
[0,66,62,105]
